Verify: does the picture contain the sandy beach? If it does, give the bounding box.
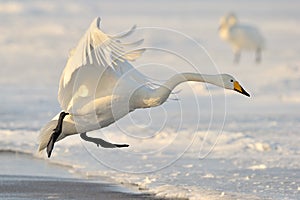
[0,152,162,200]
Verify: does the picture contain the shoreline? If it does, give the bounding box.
[0,151,165,200]
[0,175,162,200]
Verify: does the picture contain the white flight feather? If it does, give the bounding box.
[58,17,150,113]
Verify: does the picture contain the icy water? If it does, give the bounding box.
[1,0,299,199]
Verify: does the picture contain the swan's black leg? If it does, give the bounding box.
[256,48,261,63]
[47,112,69,158]
[80,133,129,148]
[234,51,241,63]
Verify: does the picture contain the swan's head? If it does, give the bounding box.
[220,74,250,97]
[219,13,238,31]
[226,13,238,26]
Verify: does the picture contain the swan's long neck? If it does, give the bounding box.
[133,73,224,109]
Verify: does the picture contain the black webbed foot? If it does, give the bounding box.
[46,112,69,158]
[46,134,56,158]
[80,133,129,148]
[114,144,129,148]
[255,48,262,63]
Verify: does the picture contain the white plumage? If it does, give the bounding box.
[38,17,250,155]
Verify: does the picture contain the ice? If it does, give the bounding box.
[1,0,300,199]
[248,164,267,170]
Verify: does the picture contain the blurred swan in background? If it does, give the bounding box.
[219,13,265,63]
[38,17,250,158]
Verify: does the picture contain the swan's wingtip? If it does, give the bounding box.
[91,17,101,28]
[94,16,101,21]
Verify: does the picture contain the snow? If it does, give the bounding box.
[0,0,299,199]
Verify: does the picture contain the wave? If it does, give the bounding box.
[0,148,32,155]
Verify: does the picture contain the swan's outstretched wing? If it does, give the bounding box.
[58,17,146,112]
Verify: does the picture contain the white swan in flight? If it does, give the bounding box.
[219,13,265,63]
[38,17,250,158]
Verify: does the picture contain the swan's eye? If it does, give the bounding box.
[230,79,233,82]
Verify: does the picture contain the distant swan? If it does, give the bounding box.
[219,13,265,63]
[38,17,250,158]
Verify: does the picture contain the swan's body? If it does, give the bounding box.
[38,17,250,156]
[219,13,265,63]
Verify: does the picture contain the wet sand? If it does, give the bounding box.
[0,175,161,200]
[0,151,163,200]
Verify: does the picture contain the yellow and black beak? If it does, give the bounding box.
[234,81,250,97]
